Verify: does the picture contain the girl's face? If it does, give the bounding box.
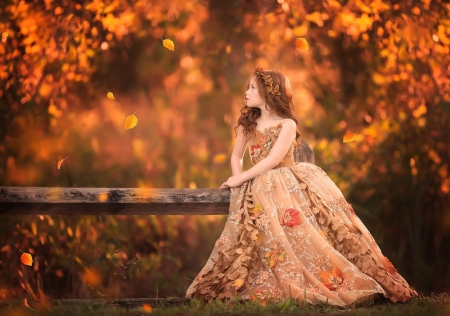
[245,76,265,108]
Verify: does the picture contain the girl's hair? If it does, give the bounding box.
[234,67,301,143]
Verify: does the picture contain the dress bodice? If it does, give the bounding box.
[248,122,296,168]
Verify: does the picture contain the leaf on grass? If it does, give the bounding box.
[162,38,174,51]
[57,156,69,169]
[296,38,309,50]
[107,91,115,100]
[142,304,152,313]
[124,113,138,130]
[21,253,33,266]
[24,298,33,310]
[343,131,358,143]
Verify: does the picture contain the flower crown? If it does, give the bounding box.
[255,69,281,96]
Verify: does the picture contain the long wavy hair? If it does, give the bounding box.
[234,67,301,143]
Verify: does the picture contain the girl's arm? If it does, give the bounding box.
[230,125,247,176]
[238,119,296,183]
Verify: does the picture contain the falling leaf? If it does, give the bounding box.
[142,304,152,313]
[2,32,8,43]
[107,91,115,100]
[83,267,102,287]
[124,113,138,130]
[162,38,174,51]
[24,298,33,310]
[57,156,69,169]
[98,193,108,202]
[343,131,358,143]
[213,153,227,164]
[20,253,33,266]
[295,38,309,50]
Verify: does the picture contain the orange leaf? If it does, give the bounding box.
[24,298,33,310]
[57,156,69,169]
[142,304,152,313]
[2,32,8,43]
[343,131,358,143]
[295,38,309,50]
[124,113,138,130]
[213,153,226,164]
[234,278,245,288]
[83,267,102,287]
[162,38,174,51]
[20,253,33,266]
[107,91,115,100]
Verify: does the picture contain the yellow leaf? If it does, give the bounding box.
[269,255,276,268]
[98,193,108,202]
[343,131,358,143]
[162,38,174,51]
[2,32,8,43]
[24,298,33,310]
[234,278,245,288]
[124,113,138,130]
[21,253,33,266]
[295,38,309,50]
[213,153,227,164]
[107,91,115,100]
[57,156,69,169]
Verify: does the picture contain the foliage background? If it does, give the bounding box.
[0,0,449,300]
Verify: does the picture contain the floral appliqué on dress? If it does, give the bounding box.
[281,208,301,227]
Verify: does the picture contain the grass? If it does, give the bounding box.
[0,293,448,316]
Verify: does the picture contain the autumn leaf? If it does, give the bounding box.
[162,38,174,51]
[295,38,309,50]
[249,204,264,218]
[124,113,138,130]
[234,278,245,288]
[343,131,358,143]
[320,267,344,291]
[264,248,285,268]
[213,153,226,164]
[1,32,8,43]
[24,298,33,310]
[83,267,102,287]
[142,304,152,313]
[107,91,115,100]
[57,156,69,169]
[20,252,33,266]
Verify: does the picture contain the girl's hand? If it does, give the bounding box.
[219,175,245,192]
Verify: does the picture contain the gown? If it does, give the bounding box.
[186,122,418,306]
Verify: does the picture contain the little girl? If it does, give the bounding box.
[186,67,417,306]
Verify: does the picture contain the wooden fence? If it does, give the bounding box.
[0,186,230,215]
[0,186,232,307]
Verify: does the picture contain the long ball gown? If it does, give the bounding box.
[186,122,417,306]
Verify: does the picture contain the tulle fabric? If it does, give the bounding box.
[186,123,417,306]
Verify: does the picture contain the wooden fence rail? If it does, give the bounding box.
[0,187,231,215]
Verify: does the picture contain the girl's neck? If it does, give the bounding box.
[258,107,283,122]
